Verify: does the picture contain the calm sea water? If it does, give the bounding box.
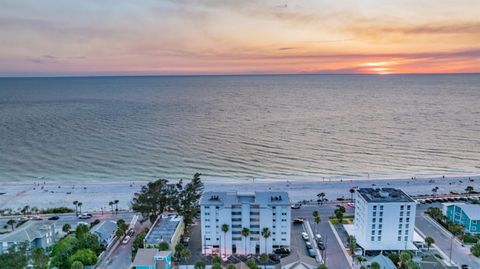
[0,74,479,182]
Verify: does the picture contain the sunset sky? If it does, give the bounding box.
[1,0,480,76]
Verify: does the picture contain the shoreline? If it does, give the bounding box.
[1,175,479,212]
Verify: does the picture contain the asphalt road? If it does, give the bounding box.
[292,203,353,269]
[416,203,480,268]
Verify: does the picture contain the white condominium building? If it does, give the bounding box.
[200,191,291,256]
[354,188,417,251]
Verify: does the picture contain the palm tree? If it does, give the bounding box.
[349,188,355,201]
[21,205,30,216]
[425,236,434,251]
[261,227,271,254]
[312,211,321,234]
[78,202,83,215]
[241,227,250,255]
[221,224,229,257]
[109,201,114,214]
[180,248,191,265]
[73,201,79,216]
[465,186,474,197]
[114,199,119,215]
[7,219,16,231]
[317,192,326,205]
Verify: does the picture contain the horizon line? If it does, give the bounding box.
[1,72,480,79]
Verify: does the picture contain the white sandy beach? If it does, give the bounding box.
[0,175,479,212]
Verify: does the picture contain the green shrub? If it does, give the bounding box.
[40,207,74,214]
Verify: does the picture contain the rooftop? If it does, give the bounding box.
[144,215,183,245]
[357,188,414,203]
[280,251,317,269]
[200,191,290,206]
[0,221,55,243]
[132,248,159,266]
[444,203,480,220]
[91,220,117,244]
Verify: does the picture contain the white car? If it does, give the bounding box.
[305,241,312,249]
[291,204,302,209]
[315,234,322,242]
[301,232,309,240]
[122,235,131,244]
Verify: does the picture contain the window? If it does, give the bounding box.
[378,230,382,235]
[405,230,408,234]
[407,211,410,216]
[372,218,376,223]
[380,212,383,217]
[406,224,409,229]
[399,218,403,223]
[398,236,401,241]
[400,205,404,210]
[398,230,402,235]
[373,212,377,217]
[205,225,210,228]
[377,236,381,241]
[205,212,210,215]
[371,236,375,241]
[379,224,382,229]
[282,213,287,215]
[232,212,241,215]
[399,224,403,229]
[473,220,478,224]
[473,226,477,231]
[400,212,404,216]
[379,218,383,223]
[372,224,375,229]
[380,205,384,210]
[372,230,375,235]
[205,219,210,222]
[407,205,411,210]
[373,205,377,210]
[406,218,410,222]
[404,236,408,241]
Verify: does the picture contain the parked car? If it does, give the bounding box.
[315,234,322,242]
[301,232,309,240]
[122,235,131,244]
[305,241,313,249]
[269,254,279,261]
[307,248,316,258]
[274,248,290,255]
[291,204,302,209]
[317,241,325,250]
[461,265,471,269]
[127,229,135,236]
[48,216,60,220]
[293,218,305,224]
[31,216,43,221]
[79,213,92,219]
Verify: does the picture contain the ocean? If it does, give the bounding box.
[0,74,479,183]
